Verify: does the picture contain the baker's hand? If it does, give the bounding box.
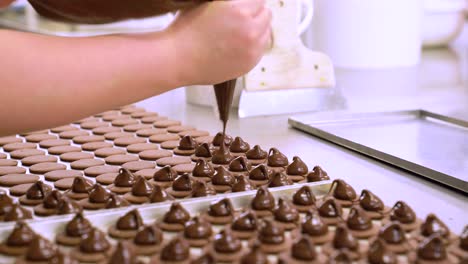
[0,0,15,8]
[167,0,272,85]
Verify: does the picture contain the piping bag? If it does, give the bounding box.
[213,80,236,136]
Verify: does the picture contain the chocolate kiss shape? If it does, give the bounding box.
[230,137,250,153]
[330,179,357,201]
[6,221,35,247]
[292,236,317,261]
[251,187,275,211]
[228,156,249,172]
[105,193,130,209]
[57,197,81,215]
[267,148,289,167]
[268,171,292,187]
[417,234,447,260]
[246,145,267,160]
[160,237,190,261]
[460,226,468,251]
[212,132,232,147]
[214,228,242,253]
[192,253,216,264]
[109,241,136,264]
[191,181,216,197]
[4,204,32,221]
[43,190,63,209]
[114,168,135,187]
[421,214,449,238]
[329,250,353,263]
[211,142,233,165]
[0,192,14,215]
[184,216,212,239]
[208,198,234,217]
[192,159,215,178]
[134,225,163,245]
[194,143,212,158]
[26,181,51,200]
[286,156,308,175]
[172,174,192,191]
[211,166,234,186]
[318,197,342,218]
[232,175,253,192]
[232,210,257,231]
[359,189,384,212]
[347,206,372,231]
[153,165,178,182]
[274,198,299,223]
[66,212,92,237]
[368,239,397,264]
[249,164,270,181]
[179,135,197,150]
[240,242,268,264]
[131,176,153,196]
[259,219,285,244]
[293,186,316,206]
[26,236,57,261]
[163,203,190,224]
[302,210,328,236]
[80,228,110,253]
[389,201,416,224]
[117,209,143,230]
[88,184,110,204]
[333,225,359,251]
[378,222,406,244]
[307,166,330,182]
[70,177,92,193]
[149,185,173,203]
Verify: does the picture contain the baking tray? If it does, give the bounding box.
[289,110,468,194]
[0,181,331,263]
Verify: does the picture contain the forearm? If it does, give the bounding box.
[0,29,182,136]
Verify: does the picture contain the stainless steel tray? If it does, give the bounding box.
[289,110,468,194]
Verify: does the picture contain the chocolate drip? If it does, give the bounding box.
[378,222,406,244]
[293,186,316,206]
[43,190,63,209]
[240,243,268,264]
[346,206,372,231]
[286,156,308,175]
[268,172,292,187]
[57,196,82,215]
[4,203,32,221]
[184,216,212,239]
[105,193,130,208]
[249,164,270,181]
[251,187,275,211]
[291,236,317,260]
[179,136,197,150]
[194,143,212,158]
[246,145,267,160]
[259,220,284,245]
[211,166,234,186]
[212,132,233,147]
[307,166,330,182]
[232,210,257,231]
[389,201,416,224]
[330,179,357,201]
[333,225,358,251]
[318,197,342,218]
[134,225,163,245]
[230,137,250,153]
[232,175,253,192]
[228,156,249,172]
[0,192,14,215]
[172,174,193,192]
[214,228,242,253]
[359,190,384,212]
[192,159,215,178]
[302,210,328,236]
[131,176,153,196]
[214,80,236,134]
[114,168,135,187]
[208,198,234,217]
[160,237,190,261]
[79,228,110,253]
[109,241,136,264]
[88,184,110,203]
[417,234,447,260]
[267,148,289,167]
[153,166,178,182]
[274,198,299,223]
[192,253,216,264]
[368,239,397,264]
[149,185,173,203]
[191,181,216,197]
[66,213,92,237]
[420,214,449,238]
[163,203,190,224]
[116,209,143,230]
[211,142,233,165]
[26,236,57,261]
[6,221,35,247]
[460,226,468,251]
[26,181,51,200]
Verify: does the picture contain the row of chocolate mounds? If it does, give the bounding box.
[0,180,466,263]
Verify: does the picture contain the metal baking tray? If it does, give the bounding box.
[289,110,468,194]
[0,181,331,263]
